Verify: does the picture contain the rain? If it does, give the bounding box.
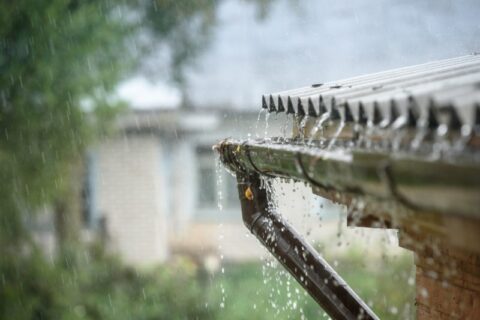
[1,0,480,319]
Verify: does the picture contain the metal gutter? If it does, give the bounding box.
[215,138,480,218]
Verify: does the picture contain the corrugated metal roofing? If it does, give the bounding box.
[263,54,480,130]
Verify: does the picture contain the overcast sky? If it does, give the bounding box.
[118,0,480,109]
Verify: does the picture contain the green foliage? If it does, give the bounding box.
[0,247,414,319]
[0,0,134,245]
[331,249,415,319]
[210,251,415,319]
[0,245,217,320]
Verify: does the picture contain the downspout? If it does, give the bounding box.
[236,172,379,320]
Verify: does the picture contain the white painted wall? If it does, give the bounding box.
[95,135,168,265]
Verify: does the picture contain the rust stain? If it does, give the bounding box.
[245,187,254,200]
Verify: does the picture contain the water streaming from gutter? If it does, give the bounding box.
[255,109,267,139]
[215,156,226,309]
[308,112,331,146]
[326,122,345,151]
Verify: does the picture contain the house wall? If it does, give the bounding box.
[170,140,197,234]
[94,134,169,265]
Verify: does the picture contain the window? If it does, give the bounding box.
[197,162,216,208]
[196,146,239,221]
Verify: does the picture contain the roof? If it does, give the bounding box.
[216,55,480,221]
[263,54,480,130]
[116,107,260,134]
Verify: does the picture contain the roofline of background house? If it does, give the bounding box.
[116,106,260,134]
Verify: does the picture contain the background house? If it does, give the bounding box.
[30,106,346,267]
[82,108,282,266]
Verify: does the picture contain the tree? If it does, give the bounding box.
[1,0,129,246]
[0,0,274,318]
